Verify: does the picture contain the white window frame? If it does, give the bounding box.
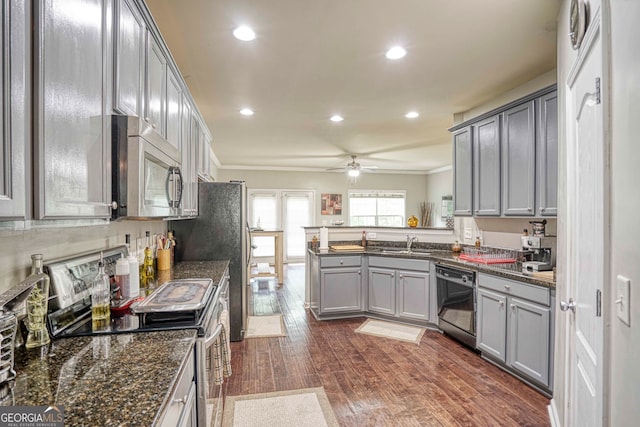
[348,189,406,227]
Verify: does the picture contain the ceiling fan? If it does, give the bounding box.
[327,155,378,177]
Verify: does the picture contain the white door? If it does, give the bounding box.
[564,8,606,426]
[282,191,314,262]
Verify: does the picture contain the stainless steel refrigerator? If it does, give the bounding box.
[171,181,250,341]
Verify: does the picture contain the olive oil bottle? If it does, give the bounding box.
[91,257,111,331]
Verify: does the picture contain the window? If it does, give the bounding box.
[349,190,406,226]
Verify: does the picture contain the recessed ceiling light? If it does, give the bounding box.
[240,108,254,116]
[233,26,256,41]
[385,46,406,60]
[330,115,344,122]
[405,111,419,119]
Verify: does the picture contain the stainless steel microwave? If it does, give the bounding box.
[111,115,183,219]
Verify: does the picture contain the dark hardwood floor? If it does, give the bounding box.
[225,264,551,426]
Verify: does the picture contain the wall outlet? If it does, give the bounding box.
[616,275,631,326]
[464,227,472,239]
[367,232,377,239]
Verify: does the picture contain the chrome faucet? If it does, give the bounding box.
[406,235,418,253]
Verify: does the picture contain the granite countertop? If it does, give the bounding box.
[8,260,230,426]
[11,329,196,426]
[309,245,555,289]
[158,260,230,285]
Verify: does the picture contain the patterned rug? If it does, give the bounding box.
[244,314,286,338]
[354,318,426,344]
[222,387,339,427]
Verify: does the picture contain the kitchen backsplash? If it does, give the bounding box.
[454,216,557,250]
[0,220,168,295]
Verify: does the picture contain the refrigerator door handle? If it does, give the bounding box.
[245,224,252,268]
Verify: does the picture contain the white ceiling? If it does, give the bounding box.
[145,0,560,174]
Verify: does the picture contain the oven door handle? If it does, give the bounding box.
[205,323,224,349]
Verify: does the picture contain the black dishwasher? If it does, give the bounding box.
[436,265,476,349]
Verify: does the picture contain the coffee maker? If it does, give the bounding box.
[521,236,554,272]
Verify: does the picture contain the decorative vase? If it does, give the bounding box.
[407,215,419,227]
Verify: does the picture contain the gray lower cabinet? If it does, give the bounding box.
[319,256,363,314]
[159,346,196,427]
[396,270,430,321]
[0,0,29,219]
[34,0,111,219]
[114,0,145,117]
[368,267,396,315]
[501,101,536,216]
[536,91,558,216]
[476,273,553,389]
[452,126,473,216]
[368,257,430,321]
[473,116,501,216]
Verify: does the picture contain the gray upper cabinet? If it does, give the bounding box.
[473,116,501,216]
[0,0,30,219]
[166,68,182,150]
[501,101,536,216]
[113,0,145,117]
[34,0,111,219]
[146,33,166,136]
[536,91,558,216]
[452,126,472,216]
[180,98,197,216]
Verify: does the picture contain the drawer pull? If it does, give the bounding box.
[504,285,511,291]
[339,260,344,264]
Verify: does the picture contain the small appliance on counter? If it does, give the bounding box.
[521,236,554,273]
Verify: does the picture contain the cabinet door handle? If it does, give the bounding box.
[504,285,511,291]
[339,260,344,264]
[527,207,533,212]
[499,301,505,307]
[540,207,546,213]
[358,270,361,275]
[510,304,515,310]
[399,274,403,279]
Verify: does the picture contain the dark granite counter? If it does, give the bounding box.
[309,245,555,289]
[158,260,230,285]
[12,329,196,426]
[8,260,230,426]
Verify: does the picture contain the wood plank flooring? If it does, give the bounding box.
[225,264,551,426]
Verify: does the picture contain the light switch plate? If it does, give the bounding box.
[464,227,472,239]
[616,275,631,326]
[367,232,377,239]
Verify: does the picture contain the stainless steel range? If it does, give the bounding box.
[44,247,230,427]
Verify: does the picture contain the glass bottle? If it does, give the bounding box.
[140,231,156,293]
[167,231,176,267]
[91,258,111,331]
[25,254,51,349]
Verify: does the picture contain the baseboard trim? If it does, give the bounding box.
[548,399,561,427]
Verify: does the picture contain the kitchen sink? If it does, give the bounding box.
[374,248,431,256]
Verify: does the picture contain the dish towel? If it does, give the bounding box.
[212,298,232,385]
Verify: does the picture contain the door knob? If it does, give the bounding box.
[560,298,576,313]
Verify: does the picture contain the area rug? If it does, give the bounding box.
[244,314,286,338]
[354,318,426,344]
[222,387,339,427]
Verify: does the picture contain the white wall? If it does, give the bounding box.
[0,220,167,294]
[217,169,430,226]
[425,169,453,228]
[459,69,558,123]
[607,1,640,425]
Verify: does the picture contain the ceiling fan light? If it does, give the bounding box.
[233,26,256,41]
[348,168,360,177]
[385,46,406,60]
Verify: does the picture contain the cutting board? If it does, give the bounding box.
[330,245,365,252]
[530,271,555,281]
